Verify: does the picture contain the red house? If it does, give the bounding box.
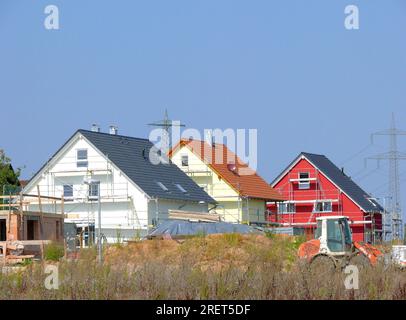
[267,152,383,243]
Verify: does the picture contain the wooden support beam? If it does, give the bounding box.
[2,242,6,267]
[168,210,221,222]
[37,186,44,240]
[19,192,24,240]
[0,240,51,246]
[40,241,44,261]
[7,195,11,238]
[61,196,65,216]
[0,203,29,208]
[0,195,19,199]
[22,194,62,201]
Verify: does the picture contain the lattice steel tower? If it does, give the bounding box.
[368,113,406,241]
[148,109,185,152]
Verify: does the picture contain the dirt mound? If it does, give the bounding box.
[104,233,298,273]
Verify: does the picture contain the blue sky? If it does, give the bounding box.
[1,1,406,216]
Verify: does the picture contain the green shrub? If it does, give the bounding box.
[44,242,64,261]
[21,258,33,266]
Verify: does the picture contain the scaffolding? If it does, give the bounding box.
[0,192,64,242]
[23,153,146,248]
[268,168,380,242]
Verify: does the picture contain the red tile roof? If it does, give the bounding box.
[19,180,29,188]
[170,139,285,201]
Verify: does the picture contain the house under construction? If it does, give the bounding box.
[267,152,383,243]
[22,128,215,245]
[0,193,64,242]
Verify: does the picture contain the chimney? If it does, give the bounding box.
[91,124,100,132]
[109,125,118,135]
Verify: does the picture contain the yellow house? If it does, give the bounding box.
[170,139,285,224]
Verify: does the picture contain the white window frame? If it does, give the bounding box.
[88,183,99,200]
[278,202,296,214]
[298,172,310,190]
[63,184,74,201]
[314,201,333,213]
[76,149,88,168]
[181,154,189,167]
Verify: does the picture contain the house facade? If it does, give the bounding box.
[23,128,215,244]
[267,152,383,243]
[170,139,285,224]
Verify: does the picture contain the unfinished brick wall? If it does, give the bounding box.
[42,217,63,241]
[0,211,64,242]
[7,214,20,241]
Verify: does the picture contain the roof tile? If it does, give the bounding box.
[171,139,285,201]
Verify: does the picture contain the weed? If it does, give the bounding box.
[0,234,405,299]
[44,242,64,262]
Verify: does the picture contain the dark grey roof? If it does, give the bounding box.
[272,152,383,213]
[78,130,215,203]
[302,153,383,212]
[147,219,263,238]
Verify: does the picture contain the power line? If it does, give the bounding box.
[354,167,382,183]
[339,143,373,166]
[366,113,406,241]
[370,168,406,194]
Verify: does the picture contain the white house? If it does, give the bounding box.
[23,126,215,244]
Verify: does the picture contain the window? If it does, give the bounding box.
[278,203,295,214]
[181,154,189,167]
[63,184,73,200]
[324,201,332,212]
[77,149,88,168]
[327,219,345,252]
[175,184,187,193]
[315,201,333,212]
[88,183,99,199]
[340,218,352,246]
[314,220,322,239]
[298,172,310,189]
[156,181,169,192]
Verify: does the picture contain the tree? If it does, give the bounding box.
[0,149,21,195]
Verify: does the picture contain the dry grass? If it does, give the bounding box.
[0,234,405,299]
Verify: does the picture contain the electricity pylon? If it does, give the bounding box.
[148,109,185,152]
[367,113,406,241]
